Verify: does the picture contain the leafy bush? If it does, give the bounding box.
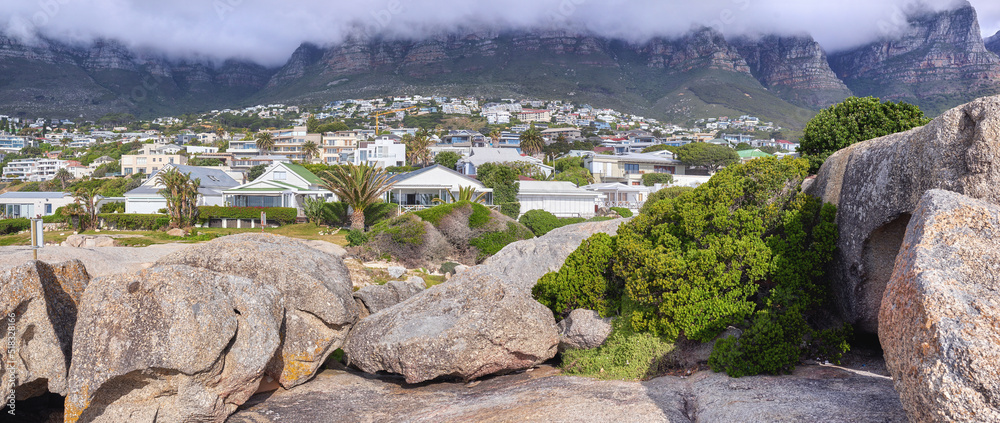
[364,202,397,228]
[197,206,297,224]
[303,197,327,225]
[799,96,929,173]
[416,201,493,228]
[639,187,695,215]
[99,214,170,231]
[99,202,125,213]
[346,229,368,247]
[519,209,585,237]
[469,222,534,261]
[641,173,673,187]
[609,207,633,218]
[560,320,674,380]
[0,218,30,235]
[477,163,521,219]
[533,233,618,320]
[322,202,349,227]
[433,151,461,169]
[439,261,460,274]
[535,157,849,377]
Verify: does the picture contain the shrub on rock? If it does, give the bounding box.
[519,209,586,236]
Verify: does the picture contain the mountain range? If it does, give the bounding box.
[3,1,1000,130]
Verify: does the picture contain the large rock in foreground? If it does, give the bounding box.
[343,219,623,383]
[808,95,1000,332]
[65,265,282,423]
[155,233,359,388]
[879,190,1000,422]
[0,260,89,402]
[230,365,906,422]
[345,267,559,384]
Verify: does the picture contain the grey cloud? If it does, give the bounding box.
[0,0,995,67]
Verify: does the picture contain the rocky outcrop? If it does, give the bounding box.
[807,94,1000,333]
[481,218,624,295]
[730,34,852,108]
[62,235,116,248]
[986,30,1000,55]
[557,309,612,350]
[0,260,89,402]
[154,233,359,388]
[642,28,752,74]
[344,219,623,383]
[65,265,282,423]
[879,190,1000,422]
[266,43,324,87]
[344,267,559,384]
[230,364,906,422]
[353,277,426,315]
[828,3,1000,113]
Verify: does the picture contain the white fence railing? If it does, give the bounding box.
[397,204,500,213]
[602,201,644,209]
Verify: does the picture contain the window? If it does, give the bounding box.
[654,165,676,174]
[274,171,286,180]
[137,157,147,165]
[624,163,640,174]
[45,204,52,215]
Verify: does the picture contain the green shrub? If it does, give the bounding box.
[415,201,492,229]
[533,233,618,320]
[346,229,368,247]
[99,202,125,213]
[99,214,169,231]
[0,218,31,235]
[639,186,695,215]
[364,202,397,228]
[587,216,613,222]
[519,209,588,236]
[439,261,460,274]
[469,222,533,262]
[41,215,63,224]
[560,319,674,380]
[370,214,427,246]
[198,206,297,224]
[323,202,349,227]
[609,207,633,218]
[641,173,673,187]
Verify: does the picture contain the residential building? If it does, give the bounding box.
[88,156,116,169]
[120,144,188,176]
[439,130,485,147]
[231,154,291,171]
[517,181,601,218]
[353,136,406,168]
[517,109,551,122]
[457,148,553,177]
[2,158,69,181]
[583,152,697,185]
[0,135,29,152]
[385,165,493,210]
[268,126,323,162]
[0,192,76,218]
[322,130,364,164]
[540,127,582,140]
[125,164,240,214]
[228,139,261,156]
[582,182,652,213]
[186,146,219,154]
[223,163,333,217]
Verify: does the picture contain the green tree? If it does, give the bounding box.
[519,124,545,156]
[255,131,275,154]
[404,129,433,166]
[476,162,521,219]
[641,144,676,154]
[72,187,101,231]
[641,173,673,187]
[675,142,739,173]
[156,168,201,228]
[433,185,488,204]
[799,96,930,173]
[434,151,461,169]
[320,163,397,231]
[734,142,753,151]
[54,168,74,190]
[301,140,321,163]
[247,164,267,182]
[303,196,327,225]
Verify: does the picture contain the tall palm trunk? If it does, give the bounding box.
[350,209,365,231]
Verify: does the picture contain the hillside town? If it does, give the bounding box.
[0,95,798,221]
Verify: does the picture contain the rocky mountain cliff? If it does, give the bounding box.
[4,3,1000,125]
[828,2,1000,115]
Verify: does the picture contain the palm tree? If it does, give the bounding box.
[255,131,275,155]
[72,187,101,231]
[156,168,200,228]
[54,168,73,190]
[302,140,321,163]
[432,185,488,204]
[519,125,545,156]
[320,163,397,231]
[488,129,501,147]
[59,138,71,148]
[404,129,433,166]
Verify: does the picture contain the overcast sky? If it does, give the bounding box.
[2,0,999,67]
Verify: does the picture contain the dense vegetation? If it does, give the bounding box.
[476,163,521,219]
[533,157,849,378]
[799,96,930,173]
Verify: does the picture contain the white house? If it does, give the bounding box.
[386,165,493,210]
[582,182,652,213]
[457,148,554,177]
[223,162,334,217]
[517,181,602,218]
[0,192,75,218]
[125,164,240,214]
[353,136,406,168]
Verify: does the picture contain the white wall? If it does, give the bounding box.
[519,195,597,218]
[125,197,167,214]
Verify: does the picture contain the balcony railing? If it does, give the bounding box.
[602,200,644,210]
[397,204,499,213]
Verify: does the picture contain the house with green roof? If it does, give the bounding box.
[737,149,774,162]
[222,162,334,216]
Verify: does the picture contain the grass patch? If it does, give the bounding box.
[561,319,674,381]
[414,201,493,229]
